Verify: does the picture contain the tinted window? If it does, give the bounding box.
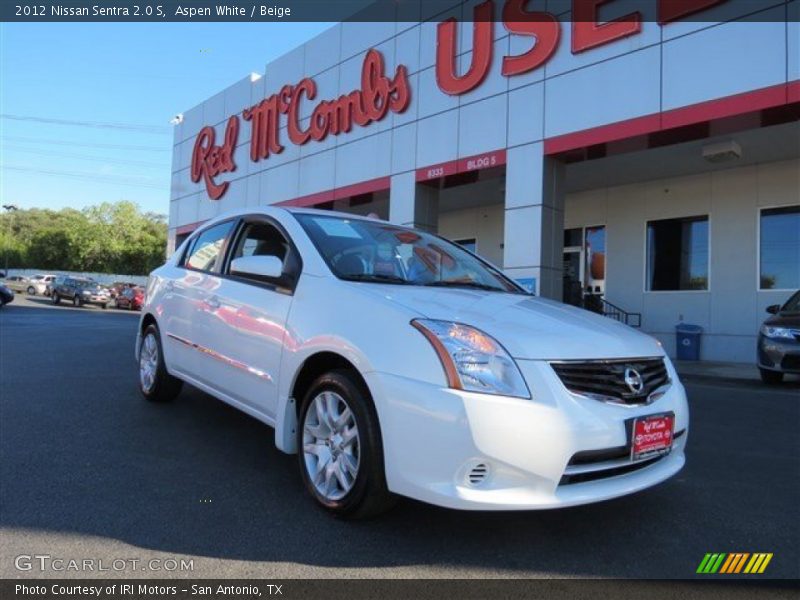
[647,216,709,291]
[183,221,235,272]
[760,206,800,290]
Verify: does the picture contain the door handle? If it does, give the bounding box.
[205,295,221,309]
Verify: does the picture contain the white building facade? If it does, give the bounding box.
[169,0,800,363]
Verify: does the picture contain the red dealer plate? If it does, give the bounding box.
[631,414,675,461]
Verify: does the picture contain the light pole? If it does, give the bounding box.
[2,204,19,276]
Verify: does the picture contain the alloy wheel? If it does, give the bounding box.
[139,333,159,394]
[302,391,361,501]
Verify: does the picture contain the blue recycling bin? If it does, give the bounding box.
[675,324,703,361]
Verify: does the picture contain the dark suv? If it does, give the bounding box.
[51,277,111,309]
[758,290,800,384]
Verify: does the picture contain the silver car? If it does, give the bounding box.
[2,276,30,294]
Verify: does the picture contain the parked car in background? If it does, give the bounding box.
[109,282,136,298]
[758,290,800,384]
[3,276,30,294]
[27,274,57,296]
[51,277,110,309]
[115,286,144,311]
[137,208,688,517]
[0,283,14,307]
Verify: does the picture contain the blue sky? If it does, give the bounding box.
[0,22,332,215]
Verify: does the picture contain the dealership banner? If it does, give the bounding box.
[2,0,797,23]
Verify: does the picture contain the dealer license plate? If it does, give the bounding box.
[631,413,675,461]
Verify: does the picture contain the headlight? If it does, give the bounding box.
[760,325,796,340]
[412,319,530,399]
[82,290,92,295]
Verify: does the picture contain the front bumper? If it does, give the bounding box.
[758,335,800,374]
[365,358,688,510]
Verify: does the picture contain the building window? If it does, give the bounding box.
[646,216,709,291]
[585,226,606,294]
[760,206,800,290]
[455,238,477,254]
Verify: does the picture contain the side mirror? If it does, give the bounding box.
[230,255,283,280]
[766,304,781,315]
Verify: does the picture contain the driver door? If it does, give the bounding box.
[208,216,300,418]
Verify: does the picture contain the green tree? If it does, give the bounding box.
[0,201,167,275]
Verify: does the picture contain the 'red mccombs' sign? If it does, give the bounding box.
[191,49,410,200]
[192,0,727,199]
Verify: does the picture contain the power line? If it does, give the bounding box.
[2,166,168,190]
[2,146,167,169]
[1,114,171,135]
[0,135,170,152]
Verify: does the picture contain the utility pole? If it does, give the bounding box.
[2,204,19,277]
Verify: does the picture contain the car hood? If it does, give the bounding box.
[764,313,800,328]
[358,285,664,360]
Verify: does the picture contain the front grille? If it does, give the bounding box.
[559,430,685,486]
[550,358,669,405]
[559,455,667,485]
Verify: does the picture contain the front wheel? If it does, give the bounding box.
[27,286,35,295]
[73,295,82,307]
[759,368,784,385]
[297,370,394,519]
[139,324,182,402]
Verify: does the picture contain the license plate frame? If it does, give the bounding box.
[631,412,675,462]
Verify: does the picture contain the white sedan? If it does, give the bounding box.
[137,208,688,517]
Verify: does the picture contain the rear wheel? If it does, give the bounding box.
[759,368,784,385]
[101,303,108,310]
[139,324,182,402]
[297,370,394,519]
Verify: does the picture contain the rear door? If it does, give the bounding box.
[204,215,300,417]
[162,219,237,382]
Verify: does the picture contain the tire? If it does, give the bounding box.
[27,286,35,295]
[52,293,60,305]
[297,369,394,519]
[760,368,784,385]
[73,295,82,308]
[101,304,108,310]
[139,324,183,402]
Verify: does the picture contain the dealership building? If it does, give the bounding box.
[168,0,799,364]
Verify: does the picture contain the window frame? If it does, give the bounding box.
[643,213,711,294]
[179,218,238,275]
[757,204,800,292]
[218,214,304,295]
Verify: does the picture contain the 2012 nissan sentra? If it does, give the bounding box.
[136,208,688,518]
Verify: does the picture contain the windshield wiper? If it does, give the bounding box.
[340,273,412,285]
[424,280,504,292]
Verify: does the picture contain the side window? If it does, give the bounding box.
[182,221,235,272]
[226,220,300,288]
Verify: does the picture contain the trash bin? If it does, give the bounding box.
[675,324,703,361]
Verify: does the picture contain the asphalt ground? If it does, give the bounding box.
[1,295,798,584]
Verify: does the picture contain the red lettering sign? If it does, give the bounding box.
[190,116,239,200]
[502,0,560,76]
[244,48,410,165]
[436,0,494,95]
[572,0,642,54]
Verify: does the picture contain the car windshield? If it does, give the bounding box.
[781,291,800,313]
[295,214,523,294]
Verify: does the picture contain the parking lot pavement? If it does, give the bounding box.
[1,297,798,581]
